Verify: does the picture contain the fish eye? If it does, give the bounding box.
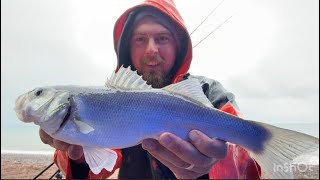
[35,89,43,96]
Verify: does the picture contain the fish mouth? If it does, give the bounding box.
[15,93,52,123]
[15,94,28,122]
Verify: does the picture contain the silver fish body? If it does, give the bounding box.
[56,88,270,152]
[14,66,319,178]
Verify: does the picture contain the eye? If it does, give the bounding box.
[156,35,169,44]
[134,36,146,45]
[35,89,43,96]
[136,37,145,42]
[131,35,147,46]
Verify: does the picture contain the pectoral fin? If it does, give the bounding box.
[74,119,94,134]
[83,146,118,174]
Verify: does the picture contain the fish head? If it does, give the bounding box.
[15,87,70,135]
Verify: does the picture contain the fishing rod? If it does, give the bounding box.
[33,162,62,179]
[192,13,235,49]
[189,0,235,49]
[33,162,54,179]
[190,0,225,36]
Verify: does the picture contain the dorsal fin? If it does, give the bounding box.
[106,66,212,107]
[105,66,152,90]
[162,78,213,108]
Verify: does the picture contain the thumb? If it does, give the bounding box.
[68,145,85,163]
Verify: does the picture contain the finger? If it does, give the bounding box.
[158,133,214,167]
[189,130,228,159]
[39,128,54,148]
[39,128,70,151]
[141,139,190,168]
[52,139,70,151]
[68,145,85,163]
[147,150,200,179]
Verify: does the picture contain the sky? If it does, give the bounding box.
[1,0,319,150]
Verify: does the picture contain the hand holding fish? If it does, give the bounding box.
[39,128,86,164]
[142,130,227,179]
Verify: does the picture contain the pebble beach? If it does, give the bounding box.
[1,152,318,179]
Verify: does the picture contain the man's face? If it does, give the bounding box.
[130,16,177,88]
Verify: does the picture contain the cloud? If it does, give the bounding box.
[225,46,319,123]
[2,0,319,131]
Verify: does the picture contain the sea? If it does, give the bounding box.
[1,124,56,154]
[1,122,319,163]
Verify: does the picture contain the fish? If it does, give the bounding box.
[14,66,319,178]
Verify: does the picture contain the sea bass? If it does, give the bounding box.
[15,66,319,178]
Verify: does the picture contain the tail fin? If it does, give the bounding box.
[249,121,319,179]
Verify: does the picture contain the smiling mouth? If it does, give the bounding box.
[145,61,160,66]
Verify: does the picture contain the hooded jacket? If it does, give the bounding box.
[53,0,261,179]
[113,0,192,83]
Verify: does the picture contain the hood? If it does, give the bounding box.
[113,0,192,83]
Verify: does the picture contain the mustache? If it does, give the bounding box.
[142,55,164,64]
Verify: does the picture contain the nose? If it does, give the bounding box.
[146,38,159,57]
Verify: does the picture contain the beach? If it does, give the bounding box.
[1,153,60,179]
[1,152,119,179]
[1,152,318,179]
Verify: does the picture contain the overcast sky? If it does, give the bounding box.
[2,0,319,133]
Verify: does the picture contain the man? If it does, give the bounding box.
[40,0,261,179]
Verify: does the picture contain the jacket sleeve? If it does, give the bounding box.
[209,102,261,179]
[54,149,122,179]
[189,75,262,179]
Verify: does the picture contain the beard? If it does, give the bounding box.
[138,55,173,88]
[142,70,172,88]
